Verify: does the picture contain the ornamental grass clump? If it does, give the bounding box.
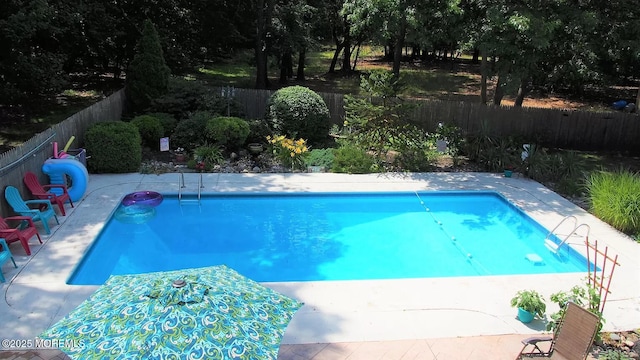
[587,169,640,235]
[267,135,309,171]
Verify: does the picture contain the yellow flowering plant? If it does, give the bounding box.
[266,135,309,170]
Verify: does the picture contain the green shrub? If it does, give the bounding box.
[130,115,164,149]
[433,123,465,159]
[148,78,209,120]
[587,170,640,234]
[148,81,244,121]
[547,283,603,339]
[147,112,177,136]
[304,148,335,169]
[125,20,171,113]
[205,116,250,150]
[200,91,244,117]
[246,119,273,144]
[359,69,401,98]
[341,72,420,164]
[332,144,377,174]
[522,144,553,182]
[392,125,439,172]
[171,111,213,151]
[550,151,588,196]
[192,145,224,171]
[266,86,331,145]
[85,121,141,173]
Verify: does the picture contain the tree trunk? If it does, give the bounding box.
[480,49,487,104]
[352,43,361,71]
[341,27,352,73]
[392,14,407,78]
[493,72,505,106]
[329,44,343,73]
[472,48,480,64]
[411,45,419,60]
[636,84,640,108]
[296,48,306,81]
[287,52,294,78]
[514,78,530,107]
[384,42,393,61]
[279,49,291,84]
[341,43,351,73]
[254,0,270,89]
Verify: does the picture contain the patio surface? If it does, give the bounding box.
[0,172,639,359]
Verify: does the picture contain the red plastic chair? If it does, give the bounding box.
[0,215,43,256]
[23,171,74,216]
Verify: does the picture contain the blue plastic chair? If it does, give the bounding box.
[4,186,59,234]
[0,238,17,282]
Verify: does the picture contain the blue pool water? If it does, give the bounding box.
[68,191,591,285]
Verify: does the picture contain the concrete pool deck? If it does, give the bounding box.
[1,172,639,359]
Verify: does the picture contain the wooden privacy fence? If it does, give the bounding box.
[231,87,640,153]
[405,100,640,152]
[0,89,125,217]
[2,86,638,217]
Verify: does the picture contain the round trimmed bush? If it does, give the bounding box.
[130,115,164,149]
[332,144,377,174]
[170,111,213,150]
[85,121,142,173]
[265,86,331,145]
[205,116,250,150]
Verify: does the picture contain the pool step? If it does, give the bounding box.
[178,172,203,205]
[179,195,201,205]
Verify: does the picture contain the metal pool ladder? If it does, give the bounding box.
[544,215,590,254]
[178,172,203,205]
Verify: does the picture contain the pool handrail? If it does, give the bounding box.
[545,216,590,254]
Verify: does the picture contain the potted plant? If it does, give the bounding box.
[504,165,514,178]
[511,289,546,323]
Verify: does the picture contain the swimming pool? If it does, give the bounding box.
[68,191,591,285]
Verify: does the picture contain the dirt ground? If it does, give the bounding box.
[324,56,638,112]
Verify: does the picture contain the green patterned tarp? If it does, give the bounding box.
[40,265,303,359]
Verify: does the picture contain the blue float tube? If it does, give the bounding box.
[42,158,89,202]
[122,191,163,207]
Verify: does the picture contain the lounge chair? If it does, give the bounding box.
[4,186,59,235]
[516,301,600,360]
[0,215,43,256]
[0,238,18,282]
[23,171,74,216]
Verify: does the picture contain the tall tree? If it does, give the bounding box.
[478,0,560,106]
[271,0,314,84]
[326,0,351,73]
[0,0,68,104]
[254,0,275,89]
[125,19,171,113]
